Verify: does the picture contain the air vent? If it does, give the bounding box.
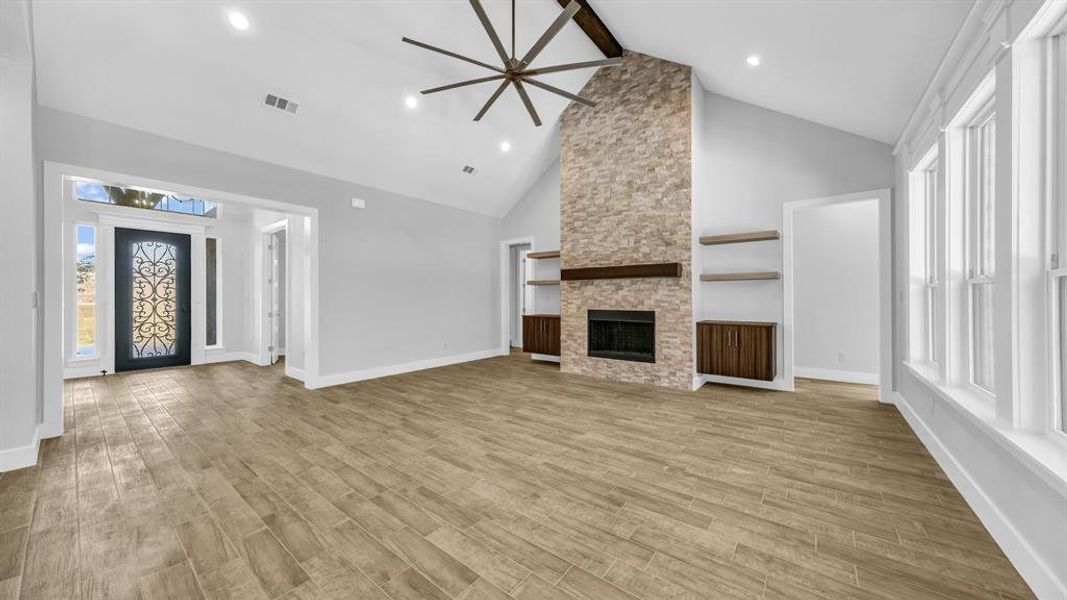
[461,165,477,175]
[264,93,299,114]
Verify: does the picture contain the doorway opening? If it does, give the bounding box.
[261,221,288,367]
[509,242,531,348]
[45,161,321,441]
[783,188,892,402]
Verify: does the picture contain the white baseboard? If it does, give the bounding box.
[64,363,107,379]
[894,392,1066,599]
[794,367,879,385]
[285,366,305,382]
[311,348,503,389]
[530,353,560,363]
[201,351,261,365]
[0,426,41,473]
[700,373,789,391]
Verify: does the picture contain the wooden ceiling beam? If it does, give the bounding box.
[556,0,623,58]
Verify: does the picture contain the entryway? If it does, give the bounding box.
[782,188,892,402]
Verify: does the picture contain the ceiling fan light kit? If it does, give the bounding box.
[402,0,621,126]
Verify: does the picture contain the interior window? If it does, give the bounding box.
[75,180,218,218]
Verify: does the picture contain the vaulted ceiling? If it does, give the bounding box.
[32,1,972,217]
[596,0,974,145]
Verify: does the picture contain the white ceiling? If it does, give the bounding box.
[33,1,972,217]
[32,0,602,217]
[595,0,973,144]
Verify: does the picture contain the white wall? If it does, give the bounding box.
[0,0,43,470]
[502,159,561,316]
[693,90,894,386]
[793,200,880,382]
[36,107,503,388]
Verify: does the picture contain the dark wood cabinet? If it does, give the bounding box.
[523,314,561,356]
[697,320,776,381]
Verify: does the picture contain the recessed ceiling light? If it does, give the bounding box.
[746,54,761,67]
[227,11,250,31]
[404,95,419,109]
[500,141,511,153]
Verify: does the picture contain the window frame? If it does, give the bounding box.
[205,236,224,350]
[923,161,944,368]
[963,100,998,399]
[1049,31,1067,436]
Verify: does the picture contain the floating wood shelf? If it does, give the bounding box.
[527,250,560,259]
[700,271,781,282]
[700,230,780,246]
[527,279,560,286]
[561,262,682,281]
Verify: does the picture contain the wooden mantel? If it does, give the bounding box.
[561,262,682,281]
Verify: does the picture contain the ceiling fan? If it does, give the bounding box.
[401,0,622,126]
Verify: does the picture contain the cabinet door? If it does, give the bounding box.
[704,324,739,377]
[737,325,775,381]
[522,317,540,354]
[546,317,561,356]
[697,324,713,374]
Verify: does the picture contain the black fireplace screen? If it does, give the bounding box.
[588,310,655,363]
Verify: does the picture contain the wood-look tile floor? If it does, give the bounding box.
[0,352,1036,600]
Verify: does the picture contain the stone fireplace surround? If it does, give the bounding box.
[559,51,693,390]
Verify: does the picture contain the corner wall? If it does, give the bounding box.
[692,89,894,386]
[0,0,43,471]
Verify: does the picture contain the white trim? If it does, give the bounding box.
[285,365,305,382]
[794,367,880,385]
[311,348,503,389]
[499,237,535,352]
[95,212,207,236]
[530,353,560,363]
[699,373,788,392]
[894,390,1067,599]
[0,426,41,473]
[782,188,894,402]
[201,351,263,365]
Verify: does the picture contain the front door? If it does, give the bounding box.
[114,228,191,372]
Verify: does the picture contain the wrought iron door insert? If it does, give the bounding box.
[115,228,191,371]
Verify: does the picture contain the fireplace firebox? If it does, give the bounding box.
[587,310,655,363]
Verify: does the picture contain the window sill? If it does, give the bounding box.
[903,361,1067,499]
[67,355,99,364]
[205,345,225,353]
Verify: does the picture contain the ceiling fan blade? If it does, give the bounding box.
[512,80,542,127]
[474,80,511,121]
[468,0,511,66]
[522,57,622,76]
[519,0,581,67]
[402,37,505,74]
[522,76,595,107]
[422,75,506,95]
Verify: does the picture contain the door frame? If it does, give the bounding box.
[113,227,192,372]
[44,161,321,441]
[259,220,288,367]
[782,187,893,402]
[498,237,535,353]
